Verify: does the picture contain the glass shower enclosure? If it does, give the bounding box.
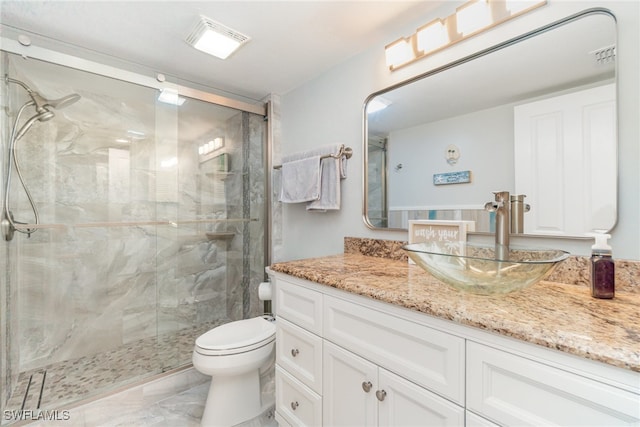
[1,49,267,422]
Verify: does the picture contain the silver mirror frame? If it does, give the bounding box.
[362,8,618,235]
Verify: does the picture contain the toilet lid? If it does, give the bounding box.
[195,316,276,352]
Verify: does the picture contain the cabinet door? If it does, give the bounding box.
[323,341,378,427]
[378,368,464,427]
[467,341,640,426]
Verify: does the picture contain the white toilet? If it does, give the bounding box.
[192,316,276,427]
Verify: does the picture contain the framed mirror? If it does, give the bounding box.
[363,9,617,238]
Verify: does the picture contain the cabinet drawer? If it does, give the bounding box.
[276,366,322,427]
[323,294,465,404]
[467,341,640,426]
[275,278,323,335]
[276,317,323,394]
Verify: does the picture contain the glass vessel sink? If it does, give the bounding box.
[404,242,570,295]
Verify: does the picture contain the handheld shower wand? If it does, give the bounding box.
[2,75,81,241]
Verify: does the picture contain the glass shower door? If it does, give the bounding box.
[0,50,266,423]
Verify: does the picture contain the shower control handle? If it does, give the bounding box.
[362,381,372,393]
[291,401,299,410]
[291,348,299,357]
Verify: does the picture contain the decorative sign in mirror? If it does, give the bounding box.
[363,9,617,238]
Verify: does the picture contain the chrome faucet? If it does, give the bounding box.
[485,191,510,260]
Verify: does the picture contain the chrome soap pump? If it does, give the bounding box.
[589,232,615,299]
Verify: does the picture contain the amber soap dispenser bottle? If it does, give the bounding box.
[589,232,615,299]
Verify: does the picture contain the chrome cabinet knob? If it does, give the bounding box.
[291,348,299,357]
[376,389,387,401]
[361,381,373,393]
[291,401,299,410]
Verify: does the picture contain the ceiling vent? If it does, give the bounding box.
[591,45,616,65]
[185,15,250,60]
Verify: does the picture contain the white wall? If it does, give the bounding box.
[388,104,514,210]
[279,1,640,261]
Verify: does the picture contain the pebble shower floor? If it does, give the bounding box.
[5,321,220,418]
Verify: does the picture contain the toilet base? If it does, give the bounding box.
[200,369,263,427]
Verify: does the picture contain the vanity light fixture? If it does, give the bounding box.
[416,19,449,54]
[456,0,492,36]
[185,15,250,60]
[385,0,546,70]
[199,137,225,160]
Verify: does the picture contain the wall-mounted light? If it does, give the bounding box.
[416,19,449,54]
[456,0,491,36]
[385,0,546,70]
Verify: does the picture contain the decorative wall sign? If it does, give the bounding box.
[408,219,475,263]
[433,170,471,185]
[409,219,475,243]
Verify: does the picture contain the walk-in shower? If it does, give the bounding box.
[2,76,81,241]
[1,48,268,425]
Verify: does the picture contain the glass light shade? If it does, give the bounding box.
[417,20,449,53]
[506,0,545,14]
[385,39,414,69]
[193,30,242,60]
[456,0,491,36]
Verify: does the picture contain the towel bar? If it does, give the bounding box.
[273,145,352,170]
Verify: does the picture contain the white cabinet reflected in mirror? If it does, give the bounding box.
[363,9,617,238]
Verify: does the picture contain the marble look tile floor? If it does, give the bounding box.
[20,367,277,427]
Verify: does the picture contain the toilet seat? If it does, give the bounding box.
[195,316,276,356]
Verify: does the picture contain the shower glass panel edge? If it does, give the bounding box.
[0,48,267,424]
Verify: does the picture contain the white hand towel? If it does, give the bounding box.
[278,155,322,203]
[307,156,340,211]
[307,145,348,211]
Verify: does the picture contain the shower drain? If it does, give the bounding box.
[19,370,47,411]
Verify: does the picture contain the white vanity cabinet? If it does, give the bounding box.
[466,341,640,426]
[270,271,640,427]
[274,279,324,426]
[273,274,465,426]
[324,340,464,426]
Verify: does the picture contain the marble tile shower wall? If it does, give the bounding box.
[2,69,265,380]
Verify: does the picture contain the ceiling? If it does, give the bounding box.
[0,1,448,102]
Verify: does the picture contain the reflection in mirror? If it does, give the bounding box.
[364,9,617,238]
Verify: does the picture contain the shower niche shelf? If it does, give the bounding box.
[205,232,235,241]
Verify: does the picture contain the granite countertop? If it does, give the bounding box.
[270,252,640,373]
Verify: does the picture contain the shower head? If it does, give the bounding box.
[30,91,81,112]
[5,76,81,140]
[5,76,81,113]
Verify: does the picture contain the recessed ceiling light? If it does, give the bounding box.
[185,15,250,60]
